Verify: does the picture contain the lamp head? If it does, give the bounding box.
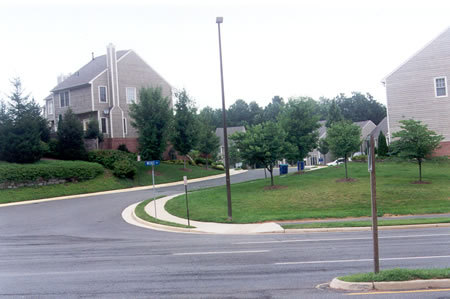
[216,17,223,24]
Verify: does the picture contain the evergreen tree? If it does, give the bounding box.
[377,131,388,157]
[129,87,172,160]
[318,138,329,164]
[171,89,199,169]
[84,118,104,142]
[57,108,87,160]
[325,100,344,128]
[197,125,220,170]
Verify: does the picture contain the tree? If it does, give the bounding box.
[227,99,251,126]
[57,109,87,160]
[197,125,220,170]
[318,138,329,164]
[198,106,222,130]
[325,100,344,128]
[326,121,361,179]
[129,87,172,160]
[280,98,321,164]
[171,89,199,169]
[248,101,264,125]
[391,119,444,182]
[232,122,287,186]
[334,92,386,125]
[0,78,46,163]
[377,131,388,157]
[84,118,104,143]
[263,95,284,122]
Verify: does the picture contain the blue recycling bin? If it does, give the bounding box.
[297,161,305,171]
[279,164,288,175]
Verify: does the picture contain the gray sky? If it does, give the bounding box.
[0,0,449,109]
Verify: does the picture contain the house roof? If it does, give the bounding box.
[51,50,129,92]
[369,117,388,138]
[318,120,327,138]
[354,120,373,129]
[215,126,246,146]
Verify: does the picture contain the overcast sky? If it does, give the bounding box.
[0,0,449,109]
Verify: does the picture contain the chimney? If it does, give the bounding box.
[106,43,118,108]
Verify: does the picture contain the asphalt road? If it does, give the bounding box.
[1,169,450,298]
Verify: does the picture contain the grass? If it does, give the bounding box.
[165,160,450,223]
[339,268,450,282]
[281,217,450,229]
[134,199,194,229]
[0,161,223,204]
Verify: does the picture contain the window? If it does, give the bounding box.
[82,119,89,131]
[47,100,53,115]
[123,118,127,135]
[101,117,108,134]
[126,87,136,104]
[99,86,107,103]
[59,91,70,107]
[435,77,447,97]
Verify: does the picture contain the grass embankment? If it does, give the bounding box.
[282,217,450,229]
[0,161,223,204]
[135,199,193,229]
[340,268,450,282]
[165,160,450,223]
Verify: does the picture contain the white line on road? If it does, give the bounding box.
[234,233,450,245]
[173,250,270,256]
[275,255,450,265]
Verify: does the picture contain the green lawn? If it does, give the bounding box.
[0,161,223,204]
[135,199,194,228]
[339,268,450,282]
[165,160,450,223]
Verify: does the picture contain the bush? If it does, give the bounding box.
[212,164,224,171]
[117,144,130,153]
[113,159,137,179]
[195,157,213,165]
[88,150,136,170]
[352,154,367,162]
[0,160,104,183]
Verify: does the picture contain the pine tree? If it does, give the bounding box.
[326,100,344,128]
[377,131,388,157]
[57,109,87,160]
[197,125,220,170]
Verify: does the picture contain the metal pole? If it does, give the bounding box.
[370,134,380,273]
[152,164,157,219]
[216,17,232,221]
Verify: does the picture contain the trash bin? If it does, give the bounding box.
[297,161,305,171]
[279,164,288,175]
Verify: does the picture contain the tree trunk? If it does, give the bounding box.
[269,165,274,186]
[184,157,186,169]
[264,167,267,179]
[344,155,348,179]
[206,154,209,170]
[418,158,422,182]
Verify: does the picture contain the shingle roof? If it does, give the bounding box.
[354,120,372,129]
[370,117,388,138]
[215,126,246,146]
[51,50,129,92]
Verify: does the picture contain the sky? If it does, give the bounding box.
[0,0,449,110]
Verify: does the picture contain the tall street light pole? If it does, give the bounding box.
[216,16,232,221]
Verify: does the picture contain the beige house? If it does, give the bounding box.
[383,28,450,156]
[43,44,172,152]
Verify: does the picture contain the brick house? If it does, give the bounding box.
[43,44,172,152]
[382,28,450,156]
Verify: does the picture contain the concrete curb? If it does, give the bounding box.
[330,277,450,291]
[285,223,450,233]
[0,169,248,208]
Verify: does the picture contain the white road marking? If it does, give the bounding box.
[173,250,270,256]
[234,233,450,245]
[275,255,450,265]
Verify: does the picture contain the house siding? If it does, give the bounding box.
[385,28,450,155]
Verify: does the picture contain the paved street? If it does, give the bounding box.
[1,169,450,298]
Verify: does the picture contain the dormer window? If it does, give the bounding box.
[434,77,447,97]
[60,91,70,107]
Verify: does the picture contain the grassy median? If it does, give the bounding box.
[135,199,194,229]
[340,268,450,282]
[165,160,450,223]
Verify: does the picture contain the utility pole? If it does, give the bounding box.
[369,134,380,273]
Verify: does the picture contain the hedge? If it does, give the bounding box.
[88,150,136,170]
[0,160,104,183]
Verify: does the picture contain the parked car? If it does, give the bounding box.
[327,158,345,166]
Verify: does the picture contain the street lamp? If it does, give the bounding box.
[216,16,232,221]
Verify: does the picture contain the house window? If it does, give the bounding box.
[82,119,89,131]
[126,87,136,104]
[101,117,108,134]
[435,77,447,97]
[47,100,53,115]
[60,91,70,107]
[123,118,127,135]
[99,86,107,103]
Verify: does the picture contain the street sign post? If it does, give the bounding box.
[183,176,190,227]
[368,135,380,274]
[145,160,160,218]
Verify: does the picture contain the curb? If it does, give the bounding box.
[284,223,450,233]
[330,277,450,291]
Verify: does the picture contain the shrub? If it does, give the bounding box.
[212,164,224,171]
[57,109,87,161]
[113,159,137,179]
[117,144,130,153]
[44,139,59,159]
[195,157,213,165]
[0,160,104,183]
[352,154,367,162]
[88,150,136,170]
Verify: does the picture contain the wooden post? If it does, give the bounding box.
[369,134,380,274]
